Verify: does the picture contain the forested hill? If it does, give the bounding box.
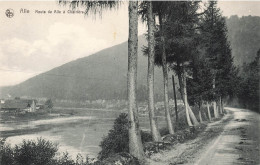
[226,15,260,66]
[0,16,259,100]
[0,36,172,101]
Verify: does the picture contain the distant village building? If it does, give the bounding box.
[0,99,37,112]
[0,99,5,104]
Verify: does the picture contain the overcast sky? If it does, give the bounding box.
[0,1,259,87]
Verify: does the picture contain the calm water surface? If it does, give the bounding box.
[0,108,166,159]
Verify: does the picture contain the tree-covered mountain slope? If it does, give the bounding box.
[0,36,170,100]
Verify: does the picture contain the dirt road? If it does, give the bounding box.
[150,107,260,165]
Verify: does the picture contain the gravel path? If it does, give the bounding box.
[196,107,259,165]
[149,107,260,165]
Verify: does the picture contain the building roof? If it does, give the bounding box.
[1,99,35,109]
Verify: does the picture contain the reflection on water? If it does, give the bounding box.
[0,108,166,159]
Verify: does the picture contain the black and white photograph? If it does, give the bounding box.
[0,0,259,164]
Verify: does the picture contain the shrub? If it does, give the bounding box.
[0,142,15,165]
[159,127,169,136]
[98,113,153,160]
[55,152,75,165]
[98,113,129,160]
[102,152,140,165]
[13,138,58,165]
[140,131,152,143]
[0,138,98,165]
[0,138,58,165]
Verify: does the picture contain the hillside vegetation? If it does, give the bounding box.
[226,15,260,66]
[0,36,175,101]
[1,15,259,101]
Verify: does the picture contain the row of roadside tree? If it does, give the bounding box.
[133,2,238,162]
[60,1,251,163]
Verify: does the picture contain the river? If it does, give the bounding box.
[0,108,166,159]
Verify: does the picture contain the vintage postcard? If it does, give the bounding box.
[0,1,259,165]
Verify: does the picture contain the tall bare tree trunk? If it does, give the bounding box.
[159,14,174,134]
[177,64,199,125]
[213,77,219,118]
[147,1,161,141]
[128,2,145,161]
[188,105,198,125]
[199,103,203,122]
[218,104,221,115]
[199,111,203,122]
[221,97,225,114]
[172,74,178,125]
[219,96,223,115]
[207,101,212,121]
[213,101,217,118]
[183,71,193,126]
